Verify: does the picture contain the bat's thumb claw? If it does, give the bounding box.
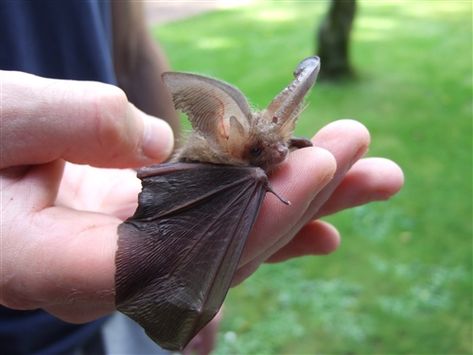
[266,183,290,205]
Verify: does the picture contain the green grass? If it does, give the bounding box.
[153,1,472,353]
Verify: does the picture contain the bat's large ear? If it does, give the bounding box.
[264,56,320,139]
[162,72,252,151]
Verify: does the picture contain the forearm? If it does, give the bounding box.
[111,1,180,138]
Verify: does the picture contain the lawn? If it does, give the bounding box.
[152,1,472,353]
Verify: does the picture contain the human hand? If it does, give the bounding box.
[0,71,403,330]
[233,119,404,284]
[0,71,173,322]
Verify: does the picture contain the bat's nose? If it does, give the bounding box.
[274,144,288,163]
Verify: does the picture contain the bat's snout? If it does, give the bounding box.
[272,143,288,165]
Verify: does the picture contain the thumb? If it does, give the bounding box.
[1,70,174,169]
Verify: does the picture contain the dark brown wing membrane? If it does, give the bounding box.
[115,162,268,351]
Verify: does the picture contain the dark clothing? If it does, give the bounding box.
[0,0,116,84]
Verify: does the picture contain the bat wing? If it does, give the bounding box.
[115,162,269,351]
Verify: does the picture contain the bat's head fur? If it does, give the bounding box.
[163,56,320,172]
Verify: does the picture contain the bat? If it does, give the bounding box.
[115,56,321,351]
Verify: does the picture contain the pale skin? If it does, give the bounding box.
[0,70,404,322]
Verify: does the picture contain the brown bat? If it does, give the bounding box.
[115,56,320,351]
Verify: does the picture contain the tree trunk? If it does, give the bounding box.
[317,0,357,80]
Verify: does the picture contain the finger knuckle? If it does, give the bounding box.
[90,85,132,155]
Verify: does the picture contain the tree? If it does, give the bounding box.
[316,0,357,80]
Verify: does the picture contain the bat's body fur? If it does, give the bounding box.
[174,110,294,171]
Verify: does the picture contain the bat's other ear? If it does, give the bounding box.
[162,72,252,149]
[264,56,320,137]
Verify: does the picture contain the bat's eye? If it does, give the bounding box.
[250,146,262,157]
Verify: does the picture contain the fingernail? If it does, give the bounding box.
[142,117,174,161]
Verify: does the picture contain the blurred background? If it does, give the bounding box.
[147,1,472,353]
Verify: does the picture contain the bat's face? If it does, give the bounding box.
[241,116,290,170]
[163,56,320,171]
[243,137,288,168]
